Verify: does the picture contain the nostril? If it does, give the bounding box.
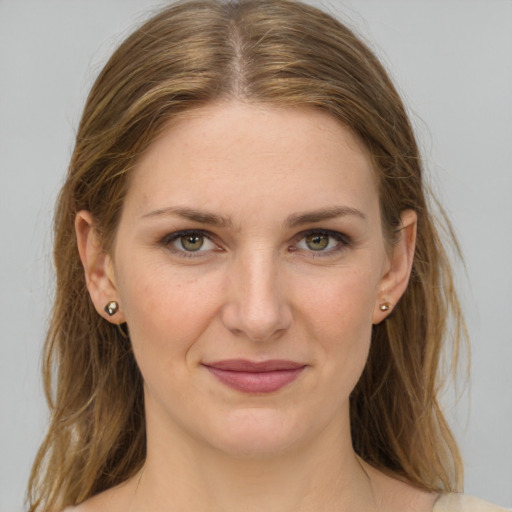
[220,298,292,342]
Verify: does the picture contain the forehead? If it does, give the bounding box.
[124,102,378,221]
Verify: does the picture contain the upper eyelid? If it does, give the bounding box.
[163,229,214,242]
[162,227,347,239]
[297,227,345,236]
[294,228,349,242]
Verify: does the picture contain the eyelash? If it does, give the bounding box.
[159,229,351,258]
[293,229,351,257]
[160,230,219,258]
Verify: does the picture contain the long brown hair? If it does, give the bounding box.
[28,1,466,510]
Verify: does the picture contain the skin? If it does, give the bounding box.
[74,102,436,512]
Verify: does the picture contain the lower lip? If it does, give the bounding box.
[205,366,305,393]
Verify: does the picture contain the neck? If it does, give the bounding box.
[127,409,379,512]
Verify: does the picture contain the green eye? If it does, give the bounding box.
[295,230,350,255]
[163,230,217,256]
[305,233,330,251]
[180,233,204,251]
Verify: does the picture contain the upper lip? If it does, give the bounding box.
[204,359,306,372]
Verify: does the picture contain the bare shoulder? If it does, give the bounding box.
[359,460,439,512]
[60,494,111,512]
[378,475,439,512]
[61,478,136,512]
[434,493,511,511]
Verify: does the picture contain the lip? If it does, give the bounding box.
[203,359,306,393]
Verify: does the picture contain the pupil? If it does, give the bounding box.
[306,233,329,251]
[181,234,203,251]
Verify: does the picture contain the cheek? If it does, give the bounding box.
[116,261,222,370]
[300,267,378,384]
[304,266,379,333]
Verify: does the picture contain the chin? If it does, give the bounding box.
[205,407,308,458]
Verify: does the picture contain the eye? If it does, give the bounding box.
[303,232,330,251]
[162,230,218,255]
[295,230,350,254]
[178,232,206,251]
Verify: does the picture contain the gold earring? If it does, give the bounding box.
[379,302,391,312]
[104,301,119,316]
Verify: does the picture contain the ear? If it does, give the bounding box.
[75,211,126,324]
[373,209,417,324]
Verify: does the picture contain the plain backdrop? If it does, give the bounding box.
[1,1,511,510]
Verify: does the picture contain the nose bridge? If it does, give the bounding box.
[222,245,291,340]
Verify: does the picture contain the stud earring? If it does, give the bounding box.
[104,301,119,316]
[379,302,391,312]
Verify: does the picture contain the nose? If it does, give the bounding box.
[221,250,293,341]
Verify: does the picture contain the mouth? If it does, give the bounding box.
[203,359,307,393]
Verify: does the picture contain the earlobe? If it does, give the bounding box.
[75,211,125,323]
[373,209,417,324]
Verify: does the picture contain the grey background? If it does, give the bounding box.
[1,1,511,510]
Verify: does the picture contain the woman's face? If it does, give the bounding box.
[91,102,414,457]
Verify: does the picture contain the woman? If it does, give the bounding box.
[26,1,507,511]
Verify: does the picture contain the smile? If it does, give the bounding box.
[203,359,307,393]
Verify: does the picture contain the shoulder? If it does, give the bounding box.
[59,477,138,512]
[434,493,511,512]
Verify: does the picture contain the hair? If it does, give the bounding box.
[28,1,467,510]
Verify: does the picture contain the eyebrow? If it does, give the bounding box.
[141,205,365,228]
[141,206,232,228]
[284,206,366,228]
